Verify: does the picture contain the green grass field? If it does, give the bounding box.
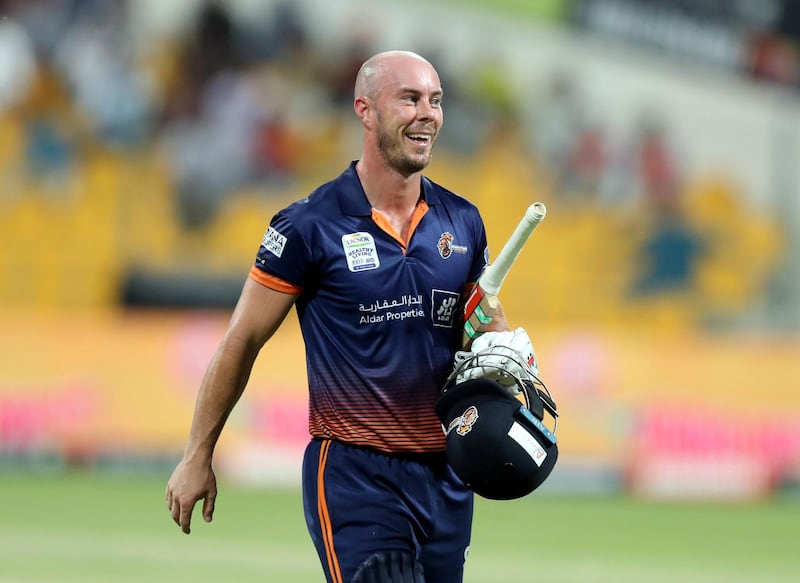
[0,470,797,582]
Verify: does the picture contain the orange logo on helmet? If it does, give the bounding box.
[450,405,479,436]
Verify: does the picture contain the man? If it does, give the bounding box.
[166,50,532,583]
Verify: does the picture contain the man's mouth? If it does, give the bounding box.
[407,133,432,146]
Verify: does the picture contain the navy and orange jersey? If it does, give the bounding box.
[249,161,488,453]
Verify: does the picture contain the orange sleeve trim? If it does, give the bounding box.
[317,440,344,583]
[248,266,303,294]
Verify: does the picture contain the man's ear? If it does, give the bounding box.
[354,96,373,128]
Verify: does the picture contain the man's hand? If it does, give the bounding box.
[165,459,217,534]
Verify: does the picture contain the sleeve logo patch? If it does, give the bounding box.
[262,226,287,258]
[342,232,380,272]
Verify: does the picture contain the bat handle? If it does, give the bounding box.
[527,202,547,224]
[480,202,547,295]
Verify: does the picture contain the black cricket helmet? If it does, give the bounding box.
[435,347,559,500]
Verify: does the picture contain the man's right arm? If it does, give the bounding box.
[166,278,298,533]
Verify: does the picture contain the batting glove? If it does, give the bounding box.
[453,327,539,388]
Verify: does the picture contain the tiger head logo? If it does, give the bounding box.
[437,232,454,259]
[446,405,479,437]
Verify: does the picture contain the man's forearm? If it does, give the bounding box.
[182,334,261,461]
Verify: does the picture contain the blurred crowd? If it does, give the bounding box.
[1,0,349,226]
[0,0,787,330]
[0,0,700,213]
[0,0,525,224]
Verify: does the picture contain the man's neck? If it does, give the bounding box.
[355,157,422,212]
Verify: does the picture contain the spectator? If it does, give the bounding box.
[630,201,705,296]
[54,0,155,147]
[629,111,681,207]
[0,4,36,113]
[526,71,588,199]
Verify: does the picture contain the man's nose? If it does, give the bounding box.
[417,99,436,121]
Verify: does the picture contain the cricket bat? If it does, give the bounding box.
[462,202,547,347]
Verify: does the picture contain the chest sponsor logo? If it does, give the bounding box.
[358,294,425,325]
[431,289,459,328]
[342,232,380,272]
[437,232,469,259]
[262,226,287,258]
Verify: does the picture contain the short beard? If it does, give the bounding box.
[376,117,430,177]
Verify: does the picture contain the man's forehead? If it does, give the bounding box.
[356,51,443,99]
[380,66,442,94]
[383,79,443,93]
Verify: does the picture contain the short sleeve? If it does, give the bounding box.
[251,210,312,291]
[468,209,489,283]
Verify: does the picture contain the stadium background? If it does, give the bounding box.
[1,0,799,581]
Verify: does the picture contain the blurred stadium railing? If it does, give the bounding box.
[1,0,799,500]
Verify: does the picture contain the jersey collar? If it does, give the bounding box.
[337,161,440,216]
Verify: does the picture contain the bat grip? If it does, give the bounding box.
[480,202,546,295]
[526,202,547,223]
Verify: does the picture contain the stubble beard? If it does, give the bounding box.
[376,118,433,177]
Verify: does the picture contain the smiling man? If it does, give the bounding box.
[356,51,442,177]
[166,50,526,583]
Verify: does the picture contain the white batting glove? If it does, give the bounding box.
[454,327,539,388]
